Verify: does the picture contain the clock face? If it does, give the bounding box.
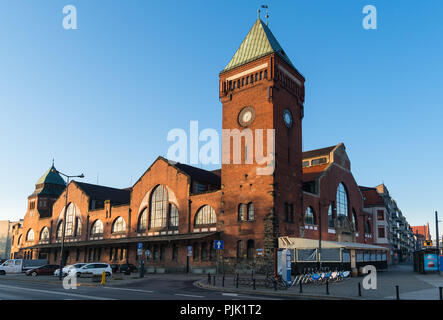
[283,109,293,128]
[238,107,255,127]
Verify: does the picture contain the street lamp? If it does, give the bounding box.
[51,167,84,280]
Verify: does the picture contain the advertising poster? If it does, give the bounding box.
[424,254,438,271]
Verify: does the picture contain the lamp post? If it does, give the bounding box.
[436,211,440,274]
[51,167,84,280]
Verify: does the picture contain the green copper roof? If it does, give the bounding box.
[36,165,66,186]
[222,18,295,73]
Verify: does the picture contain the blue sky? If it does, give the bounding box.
[0,1,442,239]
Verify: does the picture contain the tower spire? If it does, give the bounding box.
[261,5,269,25]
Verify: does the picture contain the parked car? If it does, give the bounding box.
[25,264,60,276]
[0,259,47,274]
[119,263,137,274]
[68,263,112,277]
[54,263,88,277]
[110,264,119,273]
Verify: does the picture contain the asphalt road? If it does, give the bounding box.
[0,277,292,300]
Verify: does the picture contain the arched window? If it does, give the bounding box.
[75,218,82,236]
[169,204,179,228]
[352,209,358,231]
[26,229,34,241]
[305,207,315,225]
[40,227,50,240]
[149,185,168,229]
[56,221,63,239]
[236,240,243,259]
[238,204,246,221]
[365,220,371,234]
[17,235,22,246]
[195,205,217,225]
[112,217,126,233]
[138,208,147,232]
[65,203,76,237]
[336,183,349,218]
[247,202,254,221]
[247,239,255,259]
[90,220,104,235]
[328,204,335,228]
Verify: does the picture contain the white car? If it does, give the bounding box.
[68,263,112,277]
[54,263,88,277]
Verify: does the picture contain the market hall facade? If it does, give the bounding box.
[10,17,388,274]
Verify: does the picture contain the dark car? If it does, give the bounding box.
[26,264,60,276]
[110,264,119,273]
[119,263,137,274]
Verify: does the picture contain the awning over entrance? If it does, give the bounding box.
[278,237,389,251]
[24,232,220,250]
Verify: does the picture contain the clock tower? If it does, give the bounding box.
[219,17,305,271]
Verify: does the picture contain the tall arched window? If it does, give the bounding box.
[90,220,104,235]
[112,217,126,233]
[352,208,358,231]
[195,205,216,225]
[138,208,147,232]
[328,204,335,228]
[305,207,315,225]
[169,204,179,228]
[247,202,254,221]
[75,218,82,236]
[64,203,76,237]
[365,220,371,234]
[149,185,168,229]
[17,235,22,246]
[40,227,49,240]
[336,183,349,218]
[56,221,63,239]
[26,229,34,241]
[238,204,246,221]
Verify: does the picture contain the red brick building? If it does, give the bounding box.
[411,224,431,249]
[11,17,386,273]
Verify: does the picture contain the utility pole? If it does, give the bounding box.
[436,211,440,273]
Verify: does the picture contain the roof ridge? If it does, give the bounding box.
[222,18,294,73]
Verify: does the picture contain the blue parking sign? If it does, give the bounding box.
[214,240,224,250]
[137,242,143,249]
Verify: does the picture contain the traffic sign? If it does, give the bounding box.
[187,246,193,257]
[137,242,143,249]
[214,240,224,250]
[145,250,151,257]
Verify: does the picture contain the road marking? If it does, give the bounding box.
[0,283,114,300]
[222,293,238,297]
[174,293,204,298]
[104,287,154,294]
[238,295,279,300]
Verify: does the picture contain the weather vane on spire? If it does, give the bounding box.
[261,5,269,26]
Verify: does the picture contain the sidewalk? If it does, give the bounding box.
[195,264,443,300]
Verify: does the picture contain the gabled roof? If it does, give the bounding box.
[222,18,295,73]
[302,145,337,160]
[359,186,385,207]
[74,181,131,205]
[174,162,221,187]
[36,165,66,186]
[302,163,329,182]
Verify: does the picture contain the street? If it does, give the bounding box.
[0,276,289,300]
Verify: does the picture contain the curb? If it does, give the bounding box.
[193,280,361,300]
